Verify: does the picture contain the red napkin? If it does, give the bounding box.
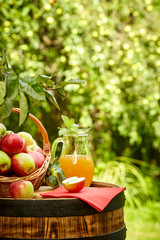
[40,186,126,212]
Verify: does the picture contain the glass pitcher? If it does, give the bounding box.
[50,129,94,187]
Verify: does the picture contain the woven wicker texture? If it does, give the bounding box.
[0,108,50,198]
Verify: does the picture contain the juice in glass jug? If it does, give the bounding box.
[50,128,94,187]
[59,154,94,187]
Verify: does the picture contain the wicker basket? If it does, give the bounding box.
[0,108,50,198]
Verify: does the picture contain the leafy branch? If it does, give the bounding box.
[58,115,79,136]
[0,50,85,124]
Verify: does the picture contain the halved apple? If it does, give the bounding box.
[62,176,85,193]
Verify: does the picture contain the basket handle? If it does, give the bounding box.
[11,108,50,153]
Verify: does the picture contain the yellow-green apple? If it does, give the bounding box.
[0,123,6,136]
[12,153,35,176]
[33,139,37,146]
[28,151,45,170]
[9,180,34,198]
[5,130,14,135]
[62,177,85,192]
[17,131,34,146]
[0,150,11,175]
[26,145,43,155]
[0,133,24,155]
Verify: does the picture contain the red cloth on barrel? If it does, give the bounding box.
[40,186,126,212]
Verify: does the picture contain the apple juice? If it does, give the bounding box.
[59,155,94,187]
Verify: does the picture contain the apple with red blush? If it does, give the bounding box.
[62,176,86,192]
[12,153,35,176]
[28,151,45,170]
[21,138,27,153]
[26,145,43,155]
[10,180,34,198]
[0,133,24,155]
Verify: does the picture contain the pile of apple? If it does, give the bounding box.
[0,123,45,177]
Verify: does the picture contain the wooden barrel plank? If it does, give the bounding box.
[0,181,126,239]
[0,209,124,239]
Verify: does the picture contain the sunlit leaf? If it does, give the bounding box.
[0,82,5,105]
[38,75,55,88]
[19,90,28,125]
[0,99,12,118]
[56,87,66,100]
[19,76,46,101]
[5,67,19,100]
[60,78,86,87]
[58,128,67,136]
[45,89,60,110]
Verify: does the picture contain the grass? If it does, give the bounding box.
[124,201,160,240]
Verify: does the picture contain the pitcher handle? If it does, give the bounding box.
[50,137,63,165]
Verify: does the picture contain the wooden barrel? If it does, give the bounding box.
[0,181,126,239]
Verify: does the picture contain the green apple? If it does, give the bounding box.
[5,130,14,135]
[0,150,11,175]
[0,123,6,136]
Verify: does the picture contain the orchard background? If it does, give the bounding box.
[0,0,160,239]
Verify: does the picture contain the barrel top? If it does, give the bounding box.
[0,181,125,217]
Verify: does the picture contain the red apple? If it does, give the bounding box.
[0,134,24,155]
[26,145,43,155]
[12,153,35,176]
[17,132,34,146]
[10,173,18,177]
[21,138,27,153]
[9,181,34,198]
[0,150,11,175]
[62,176,86,193]
[28,151,45,170]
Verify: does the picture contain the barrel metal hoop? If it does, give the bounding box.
[0,225,127,240]
[0,191,125,217]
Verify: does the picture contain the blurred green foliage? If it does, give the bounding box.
[125,201,160,240]
[0,0,160,204]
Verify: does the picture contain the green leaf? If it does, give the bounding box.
[0,99,12,118]
[19,90,29,125]
[0,82,5,105]
[55,87,66,100]
[38,75,55,88]
[49,160,65,186]
[48,174,58,186]
[5,67,19,100]
[22,6,31,17]
[61,115,70,128]
[58,128,67,136]
[70,125,79,132]
[58,115,80,136]
[54,164,66,186]
[70,119,74,126]
[46,157,65,188]
[19,76,46,101]
[45,89,60,110]
[0,50,18,100]
[39,75,51,80]
[60,78,86,88]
